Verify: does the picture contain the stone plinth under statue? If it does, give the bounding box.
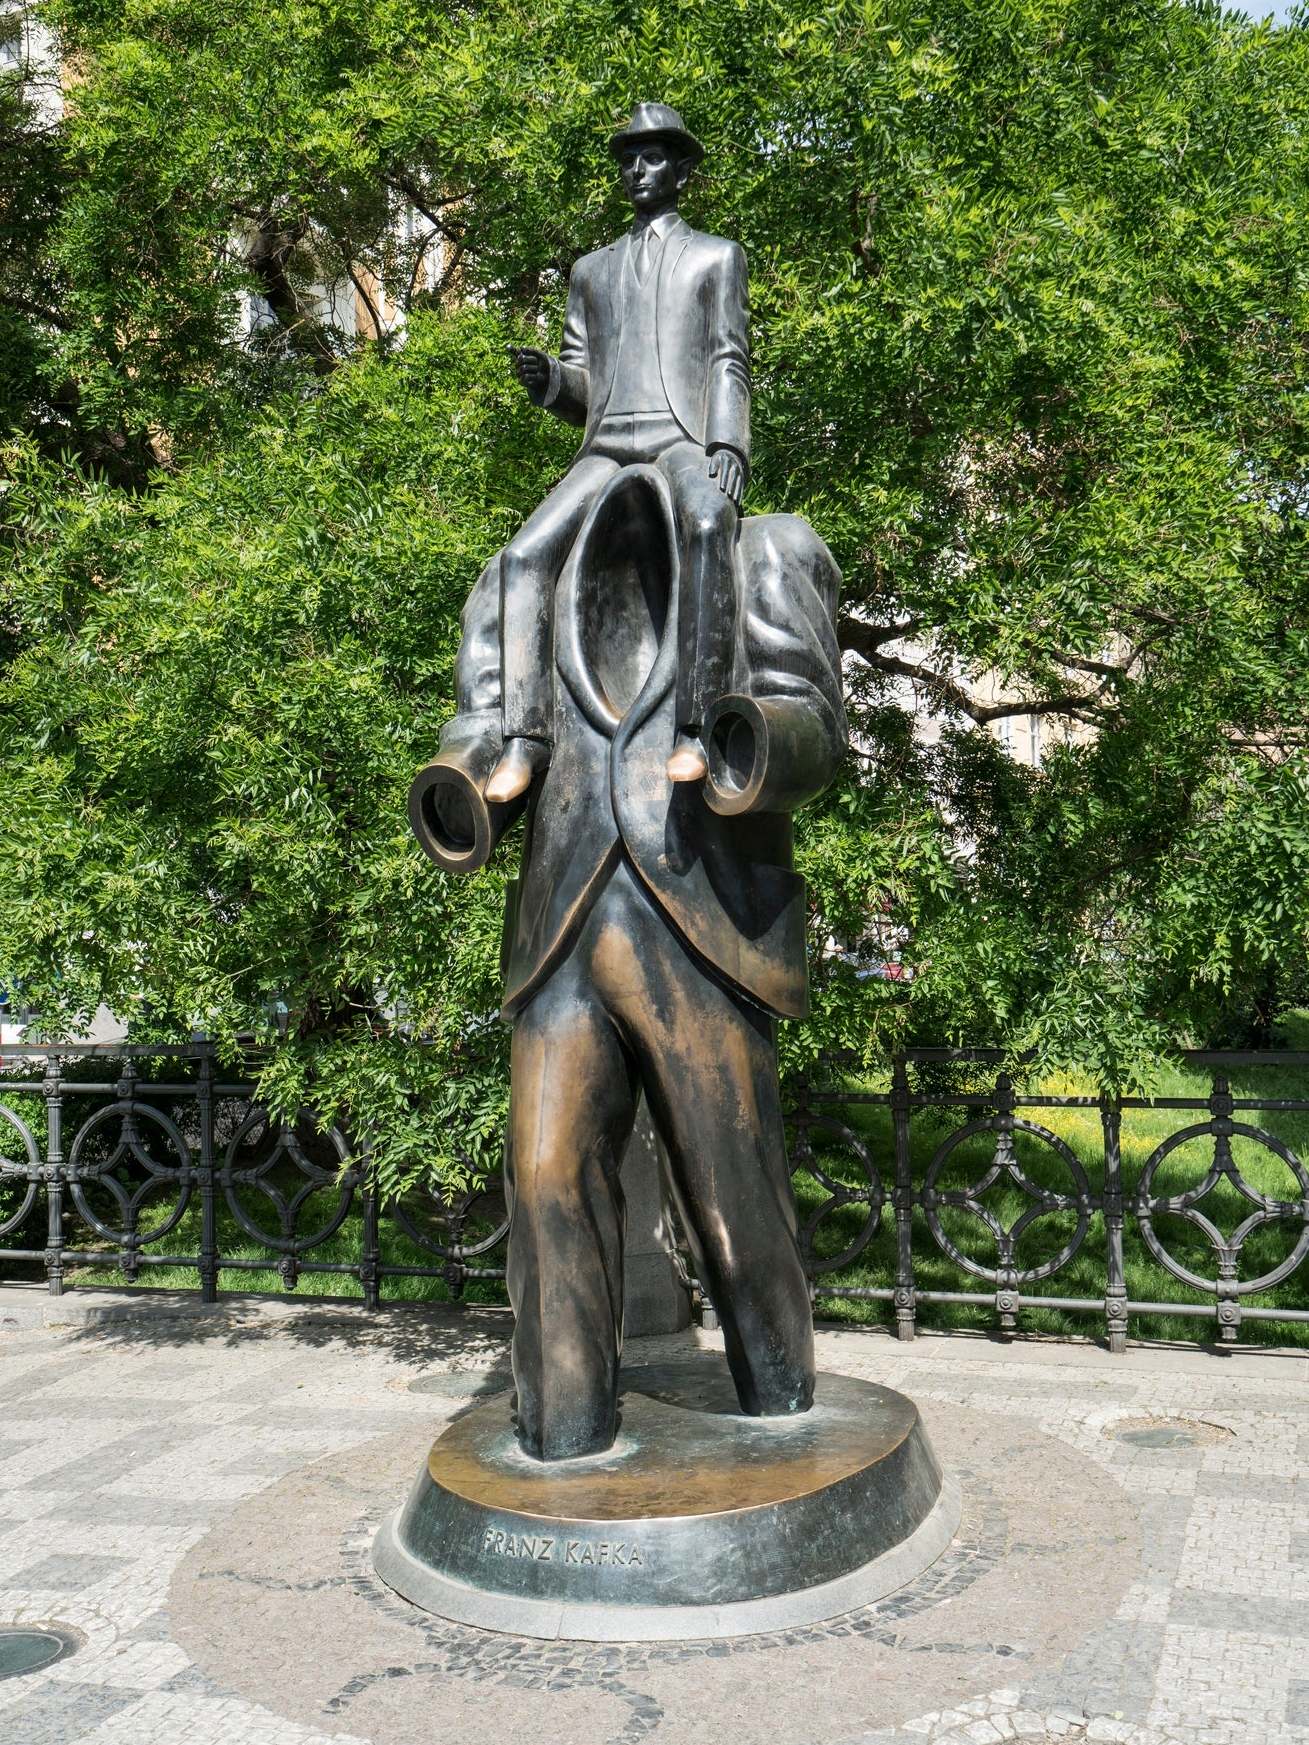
[374,1359,959,1641]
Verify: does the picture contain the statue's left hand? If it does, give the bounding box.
[706,447,745,510]
[507,345,552,399]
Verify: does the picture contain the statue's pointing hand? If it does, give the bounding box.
[706,446,745,511]
[508,346,552,397]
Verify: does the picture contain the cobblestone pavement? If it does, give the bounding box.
[0,1289,1304,1745]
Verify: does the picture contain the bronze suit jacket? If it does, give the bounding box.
[539,217,752,472]
[437,468,846,1021]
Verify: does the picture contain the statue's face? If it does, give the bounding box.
[619,140,689,214]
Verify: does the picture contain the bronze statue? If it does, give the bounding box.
[411,104,848,1462]
[488,103,749,802]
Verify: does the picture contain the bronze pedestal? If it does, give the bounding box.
[373,1359,959,1641]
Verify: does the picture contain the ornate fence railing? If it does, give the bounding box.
[0,1045,507,1308]
[2,1043,1308,1348]
[790,1048,1309,1350]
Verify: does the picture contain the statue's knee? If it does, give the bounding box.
[509,1139,580,1202]
[688,498,733,544]
[502,531,540,573]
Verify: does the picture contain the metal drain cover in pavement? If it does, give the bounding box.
[1119,1425,1200,1448]
[1110,1416,1233,1449]
[405,1371,512,1398]
[0,1626,79,1680]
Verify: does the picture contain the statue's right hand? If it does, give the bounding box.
[507,346,551,395]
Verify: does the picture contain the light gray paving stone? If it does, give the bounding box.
[1168,1587,1309,1637]
[40,1492,212,1528]
[1193,1469,1302,1503]
[1285,1680,1309,1728]
[0,1354,113,1402]
[2,1396,167,1423]
[158,1663,229,1695]
[1022,1620,1164,1723]
[117,1609,174,1643]
[0,1680,141,1745]
[4,1552,133,1592]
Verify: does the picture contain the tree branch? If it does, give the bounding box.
[243,217,339,375]
[839,616,1116,726]
[1,290,71,330]
[1047,646,1127,679]
[404,224,443,307]
[844,615,922,649]
[341,257,383,338]
[849,187,880,277]
[383,171,469,235]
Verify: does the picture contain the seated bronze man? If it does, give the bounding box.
[488,102,750,802]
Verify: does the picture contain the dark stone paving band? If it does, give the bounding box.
[372,1361,960,1640]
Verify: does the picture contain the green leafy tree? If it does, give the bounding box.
[2,0,1307,1194]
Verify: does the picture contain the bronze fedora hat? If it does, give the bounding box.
[609,102,704,165]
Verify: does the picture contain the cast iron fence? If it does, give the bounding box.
[791,1048,1309,1350]
[0,1046,508,1308]
[2,1043,1308,1349]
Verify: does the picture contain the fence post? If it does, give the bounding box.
[993,1072,1020,1336]
[116,1059,142,1282]
[197,1051,219,1305]
[1210,1077,1243,1344]
[891,1055,916,1341]
[360,1141,382,1311]
[42,1055,64,1297]
[1102,1093,1128,1354]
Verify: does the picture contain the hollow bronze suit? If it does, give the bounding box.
[412,466,847,1459]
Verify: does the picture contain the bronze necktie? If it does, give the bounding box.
[633,228,658,285]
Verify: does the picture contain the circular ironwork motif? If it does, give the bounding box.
[66,1100,193,1247]
[922,1116,1092,1285]
[788,1114,885,1275]
[388,1180,510,1266]
[1135,1120,1309,1295]
[222,1109,358,1255]
[0,1103,41,1238]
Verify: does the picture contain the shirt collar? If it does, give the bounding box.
[630,210,681,244]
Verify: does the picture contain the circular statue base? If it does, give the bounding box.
[372,1359,960,1641]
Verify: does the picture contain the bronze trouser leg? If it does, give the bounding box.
[585,861,814,1417]
[499,454,619,742]
[656,441,738,733]
[505,943,639,1460]
[506,860,813,1458]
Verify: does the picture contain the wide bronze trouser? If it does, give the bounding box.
[499,427,737,743]
[504,856,815,1461]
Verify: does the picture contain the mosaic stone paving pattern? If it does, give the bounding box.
[0,1296,1305,1745]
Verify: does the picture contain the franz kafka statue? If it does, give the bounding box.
[410,103,849,1461]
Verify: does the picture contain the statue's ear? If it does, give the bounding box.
[675,156,695,192]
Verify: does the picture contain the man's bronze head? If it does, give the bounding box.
[609,103,703,216]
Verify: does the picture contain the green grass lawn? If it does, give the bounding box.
[29,1026,1309,1348]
